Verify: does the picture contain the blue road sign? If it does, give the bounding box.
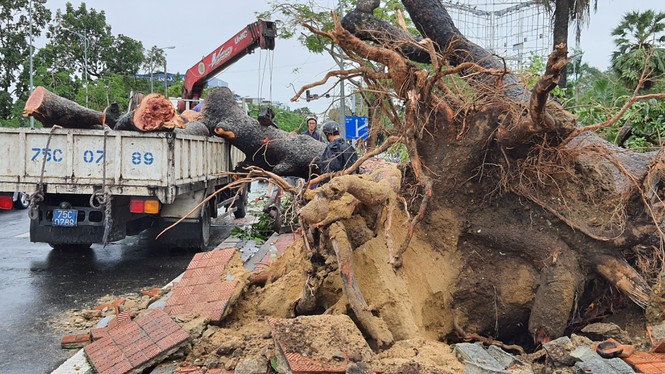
[345,116,369,140]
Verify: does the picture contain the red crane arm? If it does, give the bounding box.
[179,20,276,111]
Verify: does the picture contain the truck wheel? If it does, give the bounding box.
[199,204,211,249]
[14,193,29,210]
[48,243,92,250]
[233,187,249,219]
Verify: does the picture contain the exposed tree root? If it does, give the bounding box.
[453,319,526,355]
[329,221,394,349]
[528,247,583,344]
[294,273,324,316]
[592,254,651,309]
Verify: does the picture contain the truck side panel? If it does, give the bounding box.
[0,128,237,204]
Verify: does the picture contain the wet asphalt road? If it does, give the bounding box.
[0,208,234,374]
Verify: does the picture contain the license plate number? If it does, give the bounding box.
[53,209,78,227]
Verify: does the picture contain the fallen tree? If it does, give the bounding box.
[283,0,665,347]
[198,0,665,350]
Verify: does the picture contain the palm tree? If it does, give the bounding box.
[541,0,597,88]
[611,9,665,91]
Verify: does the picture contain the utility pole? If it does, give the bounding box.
[337,0,346,139]
[149,52,154,92]
[75,31,89,106]
[28,0,34,129]
[83,32,88,106]
[158,46,175,96]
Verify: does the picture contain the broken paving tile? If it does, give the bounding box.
[580,322,631,343]
[141,287,162,298]
[61,333,91,349]
[486,345,528,370]
[454,343,510,373]
[84,309,189,374]
[542,336,578,366]
[164,248,245,323]
[570,345,635,374]
[268,315,373,374]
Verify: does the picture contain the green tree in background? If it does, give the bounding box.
[46,2,144,79]
[0,0,51,121]
[540,0,597,88]
[611,9,665,90]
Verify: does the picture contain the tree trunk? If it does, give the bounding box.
[553,0,569,88]
[203,87,326,178]
[23,86,103,128]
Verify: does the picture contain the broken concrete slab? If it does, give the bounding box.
[570,345,635,374]
[268,315,373,374]
[579,322,631,343]
[542,336,578,366]
[487,345,528,370]
[234,357,268,374]
[454,343,512,374]
[84,309,190,374]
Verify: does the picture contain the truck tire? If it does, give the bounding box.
[233,186,249,219]
[157,204,210,251]
[199,204,211,249]
[14,193,29,209]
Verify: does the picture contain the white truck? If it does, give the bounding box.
[0,127,247,250]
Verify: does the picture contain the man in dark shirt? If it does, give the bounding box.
[320,121,358,175]
[302,116,323,142]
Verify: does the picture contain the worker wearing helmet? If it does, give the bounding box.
[302,116,323,142]
[320,121,358,176]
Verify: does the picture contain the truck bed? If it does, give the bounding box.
[0,127,244,204]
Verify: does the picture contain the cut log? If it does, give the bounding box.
[23,86,103,128]
[203,87,326,178]
[174,121,210,136]
[102,103,122,128]
[113,94,185,132]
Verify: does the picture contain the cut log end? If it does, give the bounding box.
[132,94,185,131]
[23,86,47,117]
[214,127,236,139]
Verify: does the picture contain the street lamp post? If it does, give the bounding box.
[75,31,89,106]
[158,46,175,96]
[149,52,154,92]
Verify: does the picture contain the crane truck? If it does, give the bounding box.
[0,20,276,251]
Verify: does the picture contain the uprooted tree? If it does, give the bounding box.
[209,0,665,350]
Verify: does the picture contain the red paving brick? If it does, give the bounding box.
[165,248,241,323]
[141,287,161,298]
[283,352,346,373]
[252,233,300,271]
[60,333,91,349]
[84,310,189,374]
[273,233,299,256]
[90,311,133,341]
[623,350,665,374]
[268,316,371,374]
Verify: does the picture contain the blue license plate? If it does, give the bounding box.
[52,209,78,227]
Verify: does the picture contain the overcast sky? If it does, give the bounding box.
[41,0,663,117]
